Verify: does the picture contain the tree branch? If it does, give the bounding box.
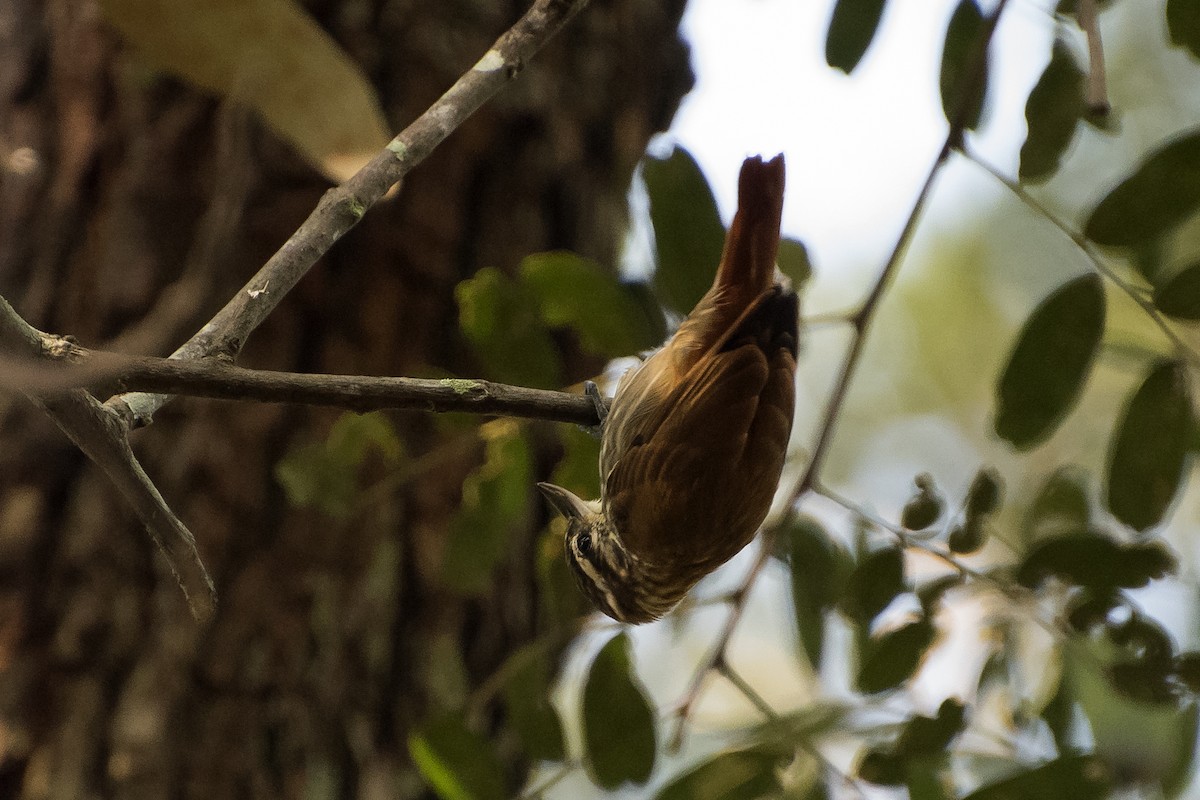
[112,0,591,426]
[0,298,215,621]
[4,347,603,426]
[1,0,594,619]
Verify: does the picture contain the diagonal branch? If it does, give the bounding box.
[112,0,591,426]
[3,0,594,618]
[0,296,215,621]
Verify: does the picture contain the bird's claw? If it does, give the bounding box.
[582,380,609,437]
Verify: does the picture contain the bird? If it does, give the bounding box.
[538,154,797,624]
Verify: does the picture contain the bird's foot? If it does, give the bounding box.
[583,380,609,437]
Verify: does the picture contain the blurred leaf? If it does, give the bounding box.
[521,251,663,358]
[1168,0,1200,59]
[1040,674,1075,752]
[1085,129,1200,247]
[786,516,852,665]
[948,519,986,554]
[939,0,988,131]
[994,274,1105,449]
[1165,703,1200,797]
[777,237,814,287]
[906,763,952,800]
[457,267,562,389]
[965,468,1003,518]
[550,424,602,500]
[442,421,532,593]
[901,473,944,530]
[1177,652,1200,692]
[653,750,780,800]
[857,619,936,694]
[536,526,589,626]
[275,412,402,518]
[1152,262,1200,320]
[857,751,905,786]
[643,147,726,315]
[1066,593,1120,632]
[408,713,507,800]
[503,646,566,762]
[840,546,905,624]
[1108,658,1177,704]
[1109,612,1175,662]
[1106,361,1193,531]
[898,699,966,756]
[1020,40,1085,182]
[583,633,656,789]
[1016,533,1174,590]
[824,0,888,73]
[1022,466,1091,543]
[962,756,1107,800]
[99,0,388,182]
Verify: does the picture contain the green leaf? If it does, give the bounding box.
[1022,466,1091,543]
[653,750,781,800]
[583,633,657,789]
[1020,40,1086,182]
[456,267,562,389]
[520,251,664,358]
[275,412,402,518]
[1085,129,1200,247]
[896,699,967,756]
[1168,0,1200,59]
[1016,533,1175,590]
[442,421,532,593]
[901,473,944,530]
[965,468,1002,518]
[785,516,852,665]
[549,424,602,501]
[962,756,1108,800]
[1152,262,1200,320]
[840,546,905,624]
[939,0,989,131]
[503,647,566,762]
[99,0,388,183]
[857,619,936,694]
[642,147,726,316]
[948,519,987,555]
[408,713,507,800]
[1106,361,1194,531]
[994,274,1105,449]
[824,0,888,73]
[777,237,814,287]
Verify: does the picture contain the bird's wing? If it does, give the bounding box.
[603,340,790,566]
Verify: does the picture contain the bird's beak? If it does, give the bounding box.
[536,482,590,519]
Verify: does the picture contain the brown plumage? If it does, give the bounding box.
[539,154,797,623]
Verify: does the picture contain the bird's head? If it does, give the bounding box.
[537,482,669,624]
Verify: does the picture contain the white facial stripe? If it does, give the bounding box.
[573,541,624,620]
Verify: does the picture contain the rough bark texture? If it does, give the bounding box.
[0,0,691,796]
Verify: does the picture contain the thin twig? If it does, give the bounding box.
[112,0,592,426]
[667,0,1014,749]
[1076,0,1110,115]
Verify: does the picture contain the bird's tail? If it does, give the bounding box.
[715,154,786,298]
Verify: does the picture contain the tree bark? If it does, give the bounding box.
[0,0,691,796]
